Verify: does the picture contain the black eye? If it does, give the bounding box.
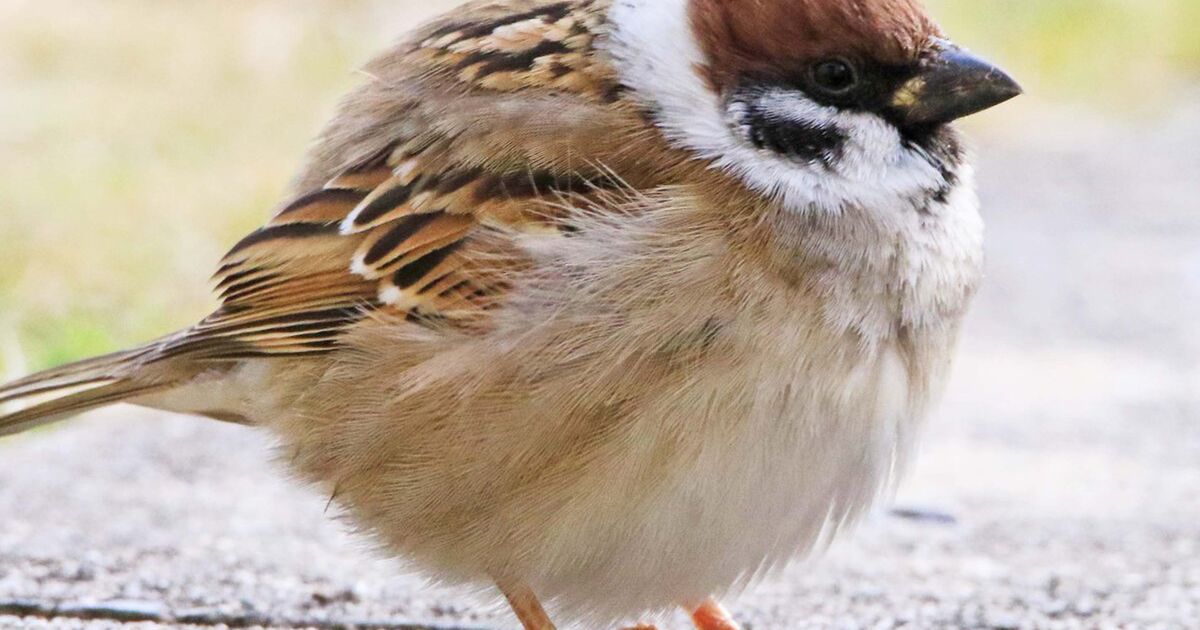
[810,58,859,96]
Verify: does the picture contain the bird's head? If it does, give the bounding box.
[608,0,1021,214]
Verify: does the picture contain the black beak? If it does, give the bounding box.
[888,42,1022,128]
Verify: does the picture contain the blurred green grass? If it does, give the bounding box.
[930,0,1200,104]
[0,0,441,374]
[0,0,1196,375]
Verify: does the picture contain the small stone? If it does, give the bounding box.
[313,587,361,606]
[890,506,959,525]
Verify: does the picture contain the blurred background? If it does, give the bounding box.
[1,1,1197,628]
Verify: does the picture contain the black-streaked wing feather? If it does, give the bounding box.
[155,0,654,361]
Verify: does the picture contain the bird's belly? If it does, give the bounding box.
[531,343,921,620]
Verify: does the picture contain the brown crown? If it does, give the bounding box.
[688,0,942,90]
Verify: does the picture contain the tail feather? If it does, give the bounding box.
[0,347,154,406]
[0,343,173,437]
[0,379,166,437]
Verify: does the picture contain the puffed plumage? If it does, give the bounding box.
[0,0,1019,627]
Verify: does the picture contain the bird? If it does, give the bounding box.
[0,0,1020,628]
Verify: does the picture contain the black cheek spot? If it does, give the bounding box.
[739,98,846,167]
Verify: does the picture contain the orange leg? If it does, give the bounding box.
[498,581,556,630]
[689,598,741,630]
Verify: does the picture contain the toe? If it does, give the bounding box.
[690,598,740,630]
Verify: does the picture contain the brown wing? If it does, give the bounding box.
[159,0,684,361]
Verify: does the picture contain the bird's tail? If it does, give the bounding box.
[0,344,174,438]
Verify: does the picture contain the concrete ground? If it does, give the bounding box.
[2,102,1198,628]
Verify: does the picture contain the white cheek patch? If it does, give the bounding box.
[719,97,946,213]
[607,0,949,214]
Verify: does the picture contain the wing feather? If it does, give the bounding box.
[155,0,683,361]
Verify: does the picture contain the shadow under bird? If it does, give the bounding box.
[0,0,1020,627]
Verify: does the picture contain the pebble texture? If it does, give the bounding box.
[1,103,1199,629]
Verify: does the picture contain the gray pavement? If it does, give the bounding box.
[2,103,1199,629]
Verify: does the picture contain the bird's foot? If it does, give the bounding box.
[497,580,556,630]
[689,599,740,630]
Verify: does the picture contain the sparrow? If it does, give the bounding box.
[0,0,1020,628]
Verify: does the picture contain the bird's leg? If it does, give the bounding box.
[688,598,740,630]
[497,580,556,630]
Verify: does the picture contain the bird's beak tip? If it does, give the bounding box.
[890,44,1023,128]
